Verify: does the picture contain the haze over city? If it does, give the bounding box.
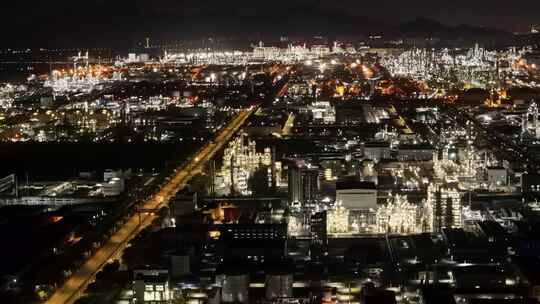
[3,0,540,47]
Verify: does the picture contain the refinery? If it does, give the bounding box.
[2,13,540,304]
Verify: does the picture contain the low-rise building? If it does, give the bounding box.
[397,143,435,161]
[336,180,377,211]
[133,269,171,303]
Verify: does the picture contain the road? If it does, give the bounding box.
[45,106,257,304]
[281,112,296,136]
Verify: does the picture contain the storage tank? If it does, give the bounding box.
[218,272,249,303]
[264,260,294,300]
[265,273,293,300]
[170,90,181,98]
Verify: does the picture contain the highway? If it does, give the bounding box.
[45,106,257,304]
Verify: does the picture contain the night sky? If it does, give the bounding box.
[1,0,539,47]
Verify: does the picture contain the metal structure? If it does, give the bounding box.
[0,174,16,196]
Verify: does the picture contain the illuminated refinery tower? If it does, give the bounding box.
[523,102,540,138]
[72,51,89,80]
[327,201,350,234]
[424,184,462,233]
[464,121,476,177]
[219,133,272,195]
[376,194,419,234]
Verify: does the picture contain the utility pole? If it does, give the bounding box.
[14,174,18,198]
[26,172,29,196]
[210,160,216,198]
[271,146,277,190]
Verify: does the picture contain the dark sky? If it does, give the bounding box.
[2,0,539,47]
